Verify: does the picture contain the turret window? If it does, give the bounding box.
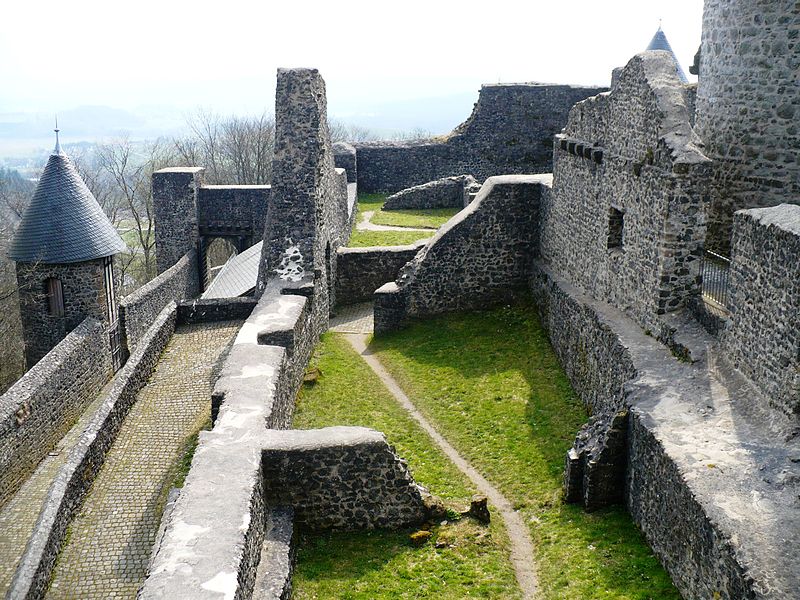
[45,278,64,317]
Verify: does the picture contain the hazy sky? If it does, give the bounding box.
[1,0,704,116]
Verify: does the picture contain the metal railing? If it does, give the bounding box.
[700,250,731,310]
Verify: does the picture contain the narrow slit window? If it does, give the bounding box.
[608,207,625,249]
[46,278,65,317]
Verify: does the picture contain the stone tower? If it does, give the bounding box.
[8,131,126,368]
[695,0,800,252]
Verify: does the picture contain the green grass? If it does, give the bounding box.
[356,193,388,214]
[292,333,522,599]
[348,192,458,246]
[371,207,460,229]
[370,302,681,600]
[348,230,432,247]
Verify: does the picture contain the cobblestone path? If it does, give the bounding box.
[46,320,241,600]
[0,385,109,595]
[330,302,373,334]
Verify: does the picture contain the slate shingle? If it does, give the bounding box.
[8,148,126,264]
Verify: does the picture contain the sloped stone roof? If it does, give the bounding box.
[8,146,126,264]
[646,27,689,83]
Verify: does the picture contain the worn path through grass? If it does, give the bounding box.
[293,333,522,600]
[371,303,681,600]
[347,333,538,598]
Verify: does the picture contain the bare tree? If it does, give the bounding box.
[95,138,175,294]
[173,110,275,185]
[0,180,26,391]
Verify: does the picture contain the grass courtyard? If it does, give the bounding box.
[347,193,460,247]
[292,302,680,599]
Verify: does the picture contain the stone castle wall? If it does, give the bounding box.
[119,250,199,350]
[374,175,545,334]
[540,52,710,335]
[8,304,178,600]
[262,427,427,531]
[197,185,271,246]
[695,0,800,254]
[335,242,425,306]
[383,175,478,210]
[15,258,113,368]
[0,318,110,508]
[153,168,204,274]
[354,83,605,193]
[722,204,800,418]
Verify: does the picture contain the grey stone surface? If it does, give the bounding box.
[252,507,295,600]
[197,185,270,245]
[531,263,800,600]
[15,258,116,367]
[721,205,800,418]
[354,83,605,193]
[541,52,710,336]
[564,408,628,511]
[256,68,348,318]
[177,297,258,325]
[262,427,427,531]
[374,175,546,334]
[695,0,800,254]
[383,175,478,210]
[0,318,110,509]
[120,250,199,350]
[7,303,177,600]
[333,142,357,183]
[335,242,424,307]
[153,168,204,274]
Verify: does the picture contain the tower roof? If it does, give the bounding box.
[646,27,689,83]
[8,137,126,264]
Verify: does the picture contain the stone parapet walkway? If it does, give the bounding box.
[45,320,241,600]
[0,385,109,595]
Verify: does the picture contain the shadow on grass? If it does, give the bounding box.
[367,298,681,600]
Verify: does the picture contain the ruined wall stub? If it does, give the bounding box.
[541,51,711,335]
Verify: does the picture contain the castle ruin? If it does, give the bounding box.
[1,2,799,599]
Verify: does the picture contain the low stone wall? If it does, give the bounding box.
[0,318,110,508]
[140,288,316,600]
[333,142,357,183]
[335,242,425,306]
[530,265,636,415]
[383,175,478,210]
[120,250,199,350]
[374,175,547,334]
[262,427,427,531]
[722,204,800,418]
[354,83,605,193]
[177,297,258,326]
[8,303,178,600]
[531,262,800,599]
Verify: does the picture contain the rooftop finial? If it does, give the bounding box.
[54,115,62,155]
[658,18,662,31]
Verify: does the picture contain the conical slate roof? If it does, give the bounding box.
[647,27,689,83]
[8,143,126,264]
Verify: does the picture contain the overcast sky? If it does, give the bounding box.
[1,0,704,116]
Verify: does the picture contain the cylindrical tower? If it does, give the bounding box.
[695,0,800,252]
[8,132,126,368]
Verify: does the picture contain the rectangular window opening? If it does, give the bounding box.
[46,278,65,317]
[608,206,625,250]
